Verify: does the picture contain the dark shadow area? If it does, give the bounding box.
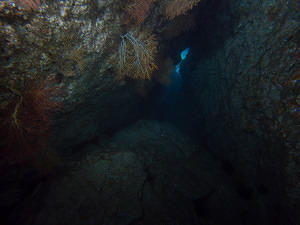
[137,0,298,224]
[162,0,236,73]
[141,0,236,140]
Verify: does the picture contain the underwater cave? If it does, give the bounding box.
[0,0,299,225]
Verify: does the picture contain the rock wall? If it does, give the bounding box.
[0,0,156,153]
[179,0,299,222]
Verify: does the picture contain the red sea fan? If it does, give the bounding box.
[14,0,44,11]
[0,78,62,164]
[165,0,202,20]
[124,0,155,25]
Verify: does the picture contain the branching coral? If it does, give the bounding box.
[0,2,65,164]
[0,77,62,163]
[116,29,158,80]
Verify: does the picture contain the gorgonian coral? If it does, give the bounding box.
[0,77,62,164]
[116,29,158,80]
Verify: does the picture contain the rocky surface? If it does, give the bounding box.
[30,120,270,225]
[0,0,156,152]
[176,0,299,222]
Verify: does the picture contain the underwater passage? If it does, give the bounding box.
[0,0,299,225]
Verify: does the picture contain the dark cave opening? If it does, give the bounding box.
[136,0,297,224]
[140,0,235,142]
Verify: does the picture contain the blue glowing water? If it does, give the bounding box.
[176,47,190,74]
[180,48,190,60]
